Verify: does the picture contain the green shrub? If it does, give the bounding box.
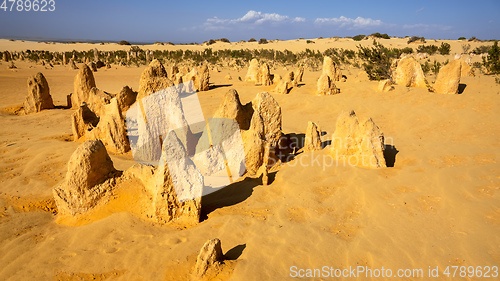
[483,41,500,74]
[118,40,131,45]
[248,38,257,42]
[417,44,438,55]
[458,37,466,40]
[407,36,426,44]
[431,60,441,75]
[462,43,471,54]
[468,36,477,42]
[472,45,491,55]
[438,42,451,55]
[219,38,230,43]
[258,38,268,44]
[371,32,390,39]
[207,39,216,45]
[352,35,365,41]
[421,61,430,74]
[306,40,315,44]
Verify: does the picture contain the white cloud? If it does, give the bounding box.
[314,16,382,28]
[416,7,425,13]
[402,23,452,31]
[202,10,306,30]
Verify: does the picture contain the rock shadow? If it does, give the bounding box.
[200,177,260,221]
[458,84,467,94]
[209,84,233,90]
[224,244,246,260]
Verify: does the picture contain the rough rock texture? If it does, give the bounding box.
[392,56,427,88]
[433,60,462,95]
[259,63,272,86]
[323,56,342,82]
[126,84,196,164]
[304,121,322,152]
[153,130,202,224]
[3,51,10,62]
[68,59,78,70]
[197,64,210,91]
[212,89,282,174]
[115,86,137,113]
[316,73,340,95]
[72,64,96,108]
[174,72,183,85]
[296,65,304,82]
[170,65,179,80]
[86,99,130,154]
[331,110,386,168]
[245,59,260,82]
[87,62,97,72]
[274,79,291,95]
[194,238,224,277]
[86,87,113,117]
[459,59,474,77]
[183,68,198,89]
[23,72,55,114]
[71,103,99,141]
[137,59,174,100]
[62,53,67,65]
[53,140,117,215]
[213,89,252,130]
[377,79,394,92]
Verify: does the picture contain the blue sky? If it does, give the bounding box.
[0,0,498,43]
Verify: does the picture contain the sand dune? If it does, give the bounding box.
[0,38,499,280]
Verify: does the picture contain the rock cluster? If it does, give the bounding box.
[138,59,174,100]
[317,57,341,95]
[23,72,55,114]
[331,110,386,168]
[212,89,283,174]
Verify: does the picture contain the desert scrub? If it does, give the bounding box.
[259,38,268,44]
[482,41,500,74]
[438,43,451,55]
[370,32,390,39]
[407,36,426,44]
[352,35,366,41]
[417,45,438,55]
[118,40,131,45]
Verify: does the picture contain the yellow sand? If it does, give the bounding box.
[0,38,498,280]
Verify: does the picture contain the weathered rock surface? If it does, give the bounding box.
[331,110,386,168]
[197,64,210,91]
[259,62,272,86]
[433,59,461,94]
[323,56,342,82]
[304,121,322,151]
[153,130,202,223]
[296,65,304,82]
[53,140,117,215]
[194,238,224,277]
[71,103,99,141]
[212,89,282,174]
[23,72,54,114]
[459,59,474,77]
[392,56,427,88]
[86,99,130,154]
[245,59,260,82]
[377,79,394,92]
[72,64,96,108]
[137,59,174,100]
[317,73,340,95]
[86,87,113,117]
[115,86,137,113]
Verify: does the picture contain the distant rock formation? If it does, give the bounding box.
[23,72,55,114]
[296,65,304,82]
[323,56,342,82]
[433,59,461,95]
[331,110,386,168]
[53,140,118,215]
[194,238,224,277]
[259,62,272,86]
[245,58,260,82]
[197,64,210,91]
[304,121,322,151]
[137,59,174,100]
[392,56,426,88]
[377,79,394,92]
[72,64,96,108]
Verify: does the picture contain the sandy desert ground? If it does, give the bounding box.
[0,38,499,280]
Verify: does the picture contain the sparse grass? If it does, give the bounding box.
[417,45,438,55]
[407,36,426,44]
[356,41,412,80]
[472,45,492,55]
[462,43,471,54]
